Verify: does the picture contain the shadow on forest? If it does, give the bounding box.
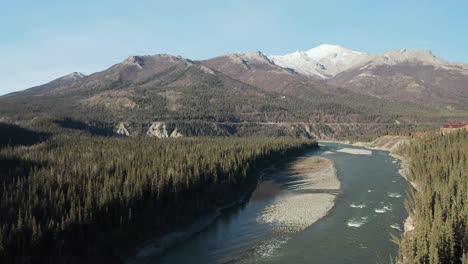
[0,123,50,147]
[0,156,47,183]
[54,118,116,137]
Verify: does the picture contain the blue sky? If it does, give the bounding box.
[1,0,467,95]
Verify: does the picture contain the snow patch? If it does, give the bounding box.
[269,44,369,78]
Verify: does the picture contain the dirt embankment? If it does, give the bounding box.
[352,135,409,153]
[354,136,418,233]
[323,135,417,233]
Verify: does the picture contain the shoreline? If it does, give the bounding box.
[320,137,417,234]
[257,156,340,234]
[128,153,340,263]
[126,182,254,264]
[126,147,323,263]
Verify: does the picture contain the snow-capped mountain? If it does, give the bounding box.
[267,44,468,107]
[328,48,468,107]
[269,44,468,80]
[355,49,468,73]
[5,44,467,116]
[269,44,369,78]
[269,50,329,78]
[64,72,86,80]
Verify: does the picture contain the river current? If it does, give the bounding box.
[154,142,408,264]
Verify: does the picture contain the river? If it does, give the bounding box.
[151,142,408,263]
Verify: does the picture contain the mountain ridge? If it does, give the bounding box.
[5,44,467,97]
[268,44,468,79]
[0,44,466,139]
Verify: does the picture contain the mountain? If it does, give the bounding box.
[0,54,292,122]
[0,51,396,123]
[0,45,466,139]
[4,72,86,97]
[328,49,468,109]
[269,44,369,78]
[201,51,328,96]
[267,45,468,110]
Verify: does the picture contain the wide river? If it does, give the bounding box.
[153,142,408,264]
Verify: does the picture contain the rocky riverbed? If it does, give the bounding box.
[257,157,340,234]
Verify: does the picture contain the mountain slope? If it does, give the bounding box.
[267,45,468,111]
[4,72,86,97]
[201,51,317,96]
[1,54,297,122]
[0,47,466,139]
[328,49,468,109]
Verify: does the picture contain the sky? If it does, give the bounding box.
[1,0,467,95]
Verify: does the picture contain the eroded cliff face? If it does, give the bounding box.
[116,122,130,136]
[113,121,406,139]
[145,122,174,138]
[366,135,409,152]
[170,128,183,138]
[144,123,186,138]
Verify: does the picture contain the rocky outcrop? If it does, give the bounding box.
[170,128,183,138]
[146,122,184,138]
[146,122,170,138]
[116,122,130,136]
[110,121,417,140]
[123,56,145,68]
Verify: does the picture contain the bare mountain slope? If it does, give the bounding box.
[0,48,465,138]
[201,51,322,96]
[328,49,468,109]
[4,53,370,124]
[265,45,468,110]
[4,72,86,97]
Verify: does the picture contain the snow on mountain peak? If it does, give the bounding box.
[230,45,461,80]
[63,72,86,80]
[226,51,276,68]
[269,44,369,78]
[306,44,369,76]
[306,44,366,61]
[267,45,456,79]
[269,51,328,78]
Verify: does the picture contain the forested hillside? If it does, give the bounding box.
[0,131,317,259]
[397,131,468,263]
[1,53,465,139]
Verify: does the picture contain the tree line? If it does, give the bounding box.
[397,130,468,263]
[0,134,317,260]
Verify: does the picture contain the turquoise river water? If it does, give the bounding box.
[150,142,408,264]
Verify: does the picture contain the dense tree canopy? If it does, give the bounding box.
[397,131,468,263]
[0,134,317,259]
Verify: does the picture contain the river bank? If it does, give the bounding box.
[251,142,408,263]
[132,155,339,263]
[257,157,340,234]
[127,145,331,263]
[321,136,418,235]
[321,135,409,152]
[126,179,257,263]
[347,136,419,234]
[153,142,407,263]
